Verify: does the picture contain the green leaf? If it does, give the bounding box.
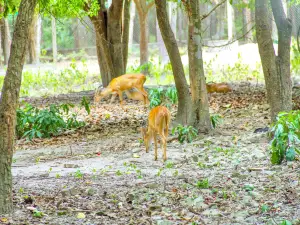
[286,147,296,161]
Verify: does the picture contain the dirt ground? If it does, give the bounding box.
[2,84,300,225]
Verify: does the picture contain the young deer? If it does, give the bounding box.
[141,106,171,161]
[94,73,148,107]
[124,89,149,105]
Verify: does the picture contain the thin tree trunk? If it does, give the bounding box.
[28,14,37,64]
[51,16,57,63]
[1,18,10,65]
[139,13,148,69]
[73,18,80,49]
[36,15,41,64]
[128,2,136,48]
[255,0,292,121]
[123,0,131,72]
[134,0,154,74]
[155,0,192,125]
[0,0,38,214]
[187,0,211,132]
[243,0,252,42]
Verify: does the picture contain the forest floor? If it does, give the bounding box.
[2,83,300,225]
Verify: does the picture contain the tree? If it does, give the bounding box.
[123,0,131,71]
[0,0,38,214]
[255,0,292,121]
[86,0,125,86]
[133,0,154,73]
[155,0,191,125]
[184,0,211,132]
[0,17,11,65]
[28,14,38,64]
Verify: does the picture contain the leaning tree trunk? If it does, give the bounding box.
[155,0,192,125]
[187,0,211,132]
[0,0,38,214]
[122,0,131,72]
[1,18,11,65]
[255,0,292,122]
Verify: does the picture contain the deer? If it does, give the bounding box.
[141,106,171,162]
[94,73,148,107]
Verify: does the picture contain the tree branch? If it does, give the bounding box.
[133,0,143,14]
[270,0,290,29]
[201,0,226,21]
[146,1,155,13]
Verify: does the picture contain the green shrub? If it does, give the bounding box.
[210,114,223,129]
[270,111,300,164]
[17,100,89,140]
[172,124,198,144]
[148,87,178,109]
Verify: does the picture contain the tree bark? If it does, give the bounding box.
[51,16,57,63]
[134,0,154,73]
[108,0,125,78]
[255,0,292,121]
[123,0,131,72]
[0,0,38,214]
[187,0,211,132]
[1,18,11,65]
[155,0,192,125]
[28,14,37,64]
[243,0,253,42]
[88,0,125,86]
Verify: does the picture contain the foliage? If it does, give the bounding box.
[210,114,222,129]
[0,61,96,97]
[172,124,198,144]
[41,16,75,50]
[148,87,178,109]
[291,38,300,75]
[16,101,89,140]
[195,178,210,189]
[270,111,300,165]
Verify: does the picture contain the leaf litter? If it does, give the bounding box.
[3,83,300,224]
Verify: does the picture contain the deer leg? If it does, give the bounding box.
[153,132,158,161]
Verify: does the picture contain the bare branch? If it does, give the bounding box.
[201,0,226,21]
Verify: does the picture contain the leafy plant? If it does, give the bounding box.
[16,103,87,140]
[172,124,198,144]
[165,87,178,104]
[149,87,164,108]
[195,178,210,189]
[210,114,223,128]
[270,111,300,164]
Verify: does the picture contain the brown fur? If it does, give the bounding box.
[141,106,171,161]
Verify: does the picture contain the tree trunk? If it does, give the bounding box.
[187,0,211,132]
[1,18,10,65]
[155,0,192,125]
[51,16,57,63]
[28,14,37,64]
[108,0,125,78]
[0,0,37,214]
[36,15,41,64]
[123,0,131,72]
[88,0,125,86]
[255,0,292,121]
[134,0,154,74]
[243,0,253,42]
[73,18,80,49]
[139,13,148,70]
[128,1,136,48]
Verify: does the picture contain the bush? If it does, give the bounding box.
[148,87,178,109]
[17,99,90,140]
[270,111,300,164]
[172,124,198,144]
